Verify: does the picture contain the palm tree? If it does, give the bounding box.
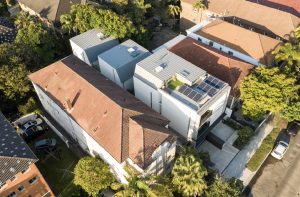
[167,4,182,27]
[114,176,158,197]
[171,152,208,197]
[60,14,77,34]
[192,0,206,22]
[295,26,300,40]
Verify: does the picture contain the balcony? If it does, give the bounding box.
[199,110,213,126]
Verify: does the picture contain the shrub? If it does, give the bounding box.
[234,126,255,149]
[223,118,243,130]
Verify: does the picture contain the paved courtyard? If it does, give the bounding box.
[199,122,239,173]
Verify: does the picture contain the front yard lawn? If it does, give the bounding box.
[247,128,281,172]
[32,129,80,196]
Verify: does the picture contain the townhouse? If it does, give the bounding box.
[134,48,231,143]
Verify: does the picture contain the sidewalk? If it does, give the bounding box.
[222,122,274,186]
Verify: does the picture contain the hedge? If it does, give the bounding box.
[247,128,281,172]
[233,126,255,149]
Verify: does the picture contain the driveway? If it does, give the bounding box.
[249,132,300,197]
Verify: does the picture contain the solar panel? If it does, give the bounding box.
[193,94,202,102]
[204,75,225,89]
[178,85,187,93]
[208,88,217,96]
[188,91,197,99]
[183,87,192,95]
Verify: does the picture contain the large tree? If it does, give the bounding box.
[205,176,243,197]
[74,157,115,197]
[167,4,181,27]
[171,149,208,197]
[240,66,299,121]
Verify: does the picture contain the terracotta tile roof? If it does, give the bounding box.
[29,55,175,169]
[195,19,281,65]
[169,37,254,97]
[247,0,300,18]
[206,0,300,39]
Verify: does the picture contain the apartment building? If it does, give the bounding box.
[29,55,177,183]
[134,48,231,143]
[0,112,54,197]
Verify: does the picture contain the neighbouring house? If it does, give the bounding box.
[181,0,300,39]
[70,29,119,69]
[0,17,16,44]
[18,0,86,27]
[134,48,231,144]
[156,36,254,111]
[98,39,151,91]
[247,0,300,18]
[29,55,177,183]
[186,19,281,65]
[0,112,54,197]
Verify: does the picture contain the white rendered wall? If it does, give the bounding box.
[186,21,259,66]
[32,83,128,183]
[70,41,91,65]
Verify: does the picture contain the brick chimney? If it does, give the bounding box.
[65,97,73,112]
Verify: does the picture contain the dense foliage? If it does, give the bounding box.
[74,157,115,197]
[171,148,208,197]
[0,12,69,117]
[205,176,243,197]
[234,126,255,149]
[240,66,299,122]
[60,4,150,45]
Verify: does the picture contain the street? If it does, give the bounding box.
[249,131,300,197]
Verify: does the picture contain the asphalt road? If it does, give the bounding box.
[249,131,300,197]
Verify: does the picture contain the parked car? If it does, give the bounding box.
[271,141,289,160]
[21,125,47,142]
[35,138,57,152]
[21,118,43,132]
[286,122,300,136]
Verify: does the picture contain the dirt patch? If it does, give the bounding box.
[149,26,181,51]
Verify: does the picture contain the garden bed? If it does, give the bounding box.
[247,128,281,172]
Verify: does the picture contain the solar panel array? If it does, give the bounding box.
[178,85,206,103]
[177,75,226,103]
[204,75,225,89]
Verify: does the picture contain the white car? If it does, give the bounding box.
[271,141,289,160]
[21,118,43,132]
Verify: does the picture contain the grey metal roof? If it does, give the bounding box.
[136,48,206,84]
[0,112,37,185]
[70,29,116,50]
[98,39,151,82]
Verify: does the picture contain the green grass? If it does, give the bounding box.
[32,129,80,196]
[247,128,281,172]
[167,78,183,90]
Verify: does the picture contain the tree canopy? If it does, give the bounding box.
[60,4,149,45]
[240,66,299,121]
[74,156,115,197]
[171,148,208,197]
[205,176,243,197]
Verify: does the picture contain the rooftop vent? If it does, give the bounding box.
[181,70,190,77]
[128,47,140,57]
[155,63,167,73]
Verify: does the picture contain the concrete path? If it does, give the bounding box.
[222,122,274,186]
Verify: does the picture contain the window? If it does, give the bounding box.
[181,70,190,77]
[7,191,16,197]
[197,37,202,42]
[18,185,25,192]
[228,51,233,56]
[209,41,214,46]
[28,176,38,185]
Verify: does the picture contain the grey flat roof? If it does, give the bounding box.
[0,112,37,184]
[99,39,149,69]
[99,39,151,82]
[70,29,116,50]
[137,48,206,83]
